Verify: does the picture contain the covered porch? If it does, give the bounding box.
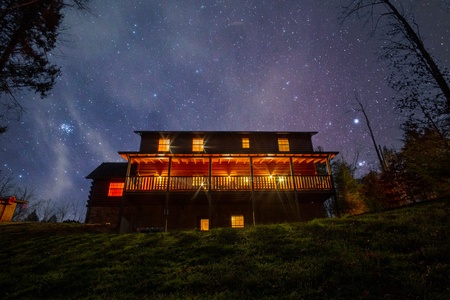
[120,153,335,193]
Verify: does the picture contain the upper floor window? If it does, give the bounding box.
[231,215,244,228]
[158,138,170,152]
[242,137,250,149]
[108,182,124,197]
[192,138,204,152]
[278,138,290,152]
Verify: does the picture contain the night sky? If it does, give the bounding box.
[1,1,449,214]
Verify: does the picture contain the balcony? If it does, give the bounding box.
[125,175,332,192]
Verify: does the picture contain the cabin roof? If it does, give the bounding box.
[86,162,133,179]
[135,130,318,136]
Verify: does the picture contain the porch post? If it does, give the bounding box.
[208,156,212,192]
[164,157,172,232]
[290,157,301,221]
[208,156,212,228]
[250,157,255,226]
[118,154,132,232]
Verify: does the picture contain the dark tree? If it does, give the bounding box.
[341,0,450,136]
[331,158,366,215]
[0,0,88,132]
[25,209,39,222]
[46,213,58,222]
[401,127,450,198]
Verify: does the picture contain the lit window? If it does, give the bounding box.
[278,138,290,152]
[158,138,170,152]
[231,215,244,228]
[108,182,124,197]
[242,137,250,148]
[192,138,204,152]
[200,219,209,231]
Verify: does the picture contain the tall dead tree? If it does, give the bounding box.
[353,93,388,172]
[341,0,450,136]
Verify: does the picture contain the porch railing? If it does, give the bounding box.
[126,175,332,192]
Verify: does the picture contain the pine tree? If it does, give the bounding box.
[25,210,39,222]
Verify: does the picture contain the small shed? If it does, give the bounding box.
[0,196,28,222]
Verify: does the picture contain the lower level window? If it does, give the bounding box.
[231,215,244,228]
[200,219,209,231]
[108,182,124,196]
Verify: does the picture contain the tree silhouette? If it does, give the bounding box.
[0,0,89,132]
[341,0,450,135]
[25,209,39,222]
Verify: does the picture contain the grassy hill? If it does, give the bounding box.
[1,199,449,299]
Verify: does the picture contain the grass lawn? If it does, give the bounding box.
[1,198,449,299]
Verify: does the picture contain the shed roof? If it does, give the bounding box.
[86,162,132,179]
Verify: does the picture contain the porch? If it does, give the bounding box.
[125,175,333,192]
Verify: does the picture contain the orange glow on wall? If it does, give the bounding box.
[108,182,124,196]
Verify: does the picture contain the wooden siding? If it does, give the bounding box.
[292,161,317,175]
[119,192,329,230]
[89,178,124,203]
[138,131,315,154]
[137,159,170,176]
[212,158,250,176]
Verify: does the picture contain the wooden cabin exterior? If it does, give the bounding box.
[86,131,338,232]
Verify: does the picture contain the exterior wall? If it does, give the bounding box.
[88,178,124,202]
[138,131,315,154]
[87,206,120,225]
[120,191,329,231]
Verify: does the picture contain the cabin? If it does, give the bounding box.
[85,131,338,232]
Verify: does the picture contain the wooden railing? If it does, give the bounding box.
[126,175,332,192]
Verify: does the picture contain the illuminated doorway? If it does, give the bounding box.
[200,218,209,231]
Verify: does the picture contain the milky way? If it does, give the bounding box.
[1,1,449,214]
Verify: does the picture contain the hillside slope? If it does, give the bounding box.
[1,199,449,299]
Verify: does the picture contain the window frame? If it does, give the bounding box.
[242,137,250,149]
[278,138,290,152]
[192,138,204,152]
[231,215,244,228]
[108,182,124,197]
[158,138,170,152]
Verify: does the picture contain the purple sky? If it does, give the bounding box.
[1,1,449,215]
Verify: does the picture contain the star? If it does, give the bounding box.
[59,123,74,134]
